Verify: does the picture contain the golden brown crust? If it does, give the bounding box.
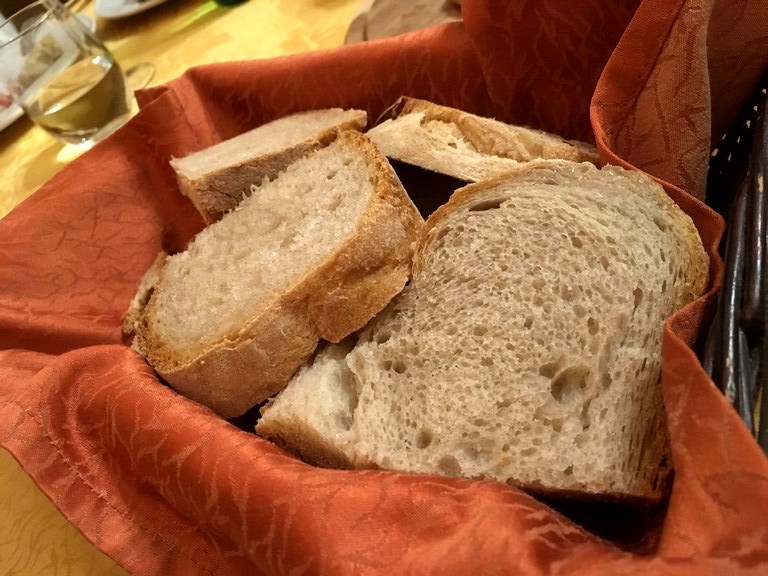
[372,96,601,178]
[313,111,368,144]
[135,131,423,418]
[256,413,359,470]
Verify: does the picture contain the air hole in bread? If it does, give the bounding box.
[560,285,576,301]
[392,360,407,374]
[432,226,450,244]
[570,235,583,249]
[416,428,433,449]
[473,325,488,337]
[523,315,534,329]
[550,365,590,404]
[563,465,574,476]
[437,455,462,476]
[580,402,592,429]
[467,198,504,212]
[538,359,561,379]
[325,170,338,180]
[326,193,343,212]
[497,397,512,409]
[599,255,610,270]
[587,317,599,335]
[375,330,391,344]
[335,412,353,431]
[633,288,644,309]
[653,216,667,232]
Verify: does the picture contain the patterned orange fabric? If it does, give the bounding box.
[1,0,767,574]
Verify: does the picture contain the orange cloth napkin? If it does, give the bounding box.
[1,0,767,574]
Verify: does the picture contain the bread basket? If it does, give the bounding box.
[703,71,768,450]
[0,1,766,574]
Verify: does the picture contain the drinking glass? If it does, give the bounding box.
[0,0,132,145]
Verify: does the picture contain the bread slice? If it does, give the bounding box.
[366,97,599,182]
[257,159,709,501]
[132,131,423,418]
[122,251,167,335]
[170,108,367,223]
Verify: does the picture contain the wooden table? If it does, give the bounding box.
[0,0,360,572]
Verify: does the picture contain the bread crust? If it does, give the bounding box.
[135,131,423,418]
[174,142,320,223]
[369,97,601,182]
[171,110,368,224]
[121,251,167,335]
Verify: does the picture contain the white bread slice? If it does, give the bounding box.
[257,159,709,501]
[366,97,599,182]
[170,108,367,223]
[132,131,423,418]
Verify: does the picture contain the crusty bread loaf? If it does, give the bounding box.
[257,159,709,501]
[366,97,599,182]
[131,131,423,418]
[170,108,367,223]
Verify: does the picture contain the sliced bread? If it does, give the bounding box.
[257,159,709,501]
[131,131,423,418]
[366,97,600,182]
[170,108,367,223]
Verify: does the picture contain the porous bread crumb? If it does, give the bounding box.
[258,159,709,501]
[150,146,371,351]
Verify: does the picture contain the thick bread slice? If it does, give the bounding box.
[257,160,709,502]
[133,131,423,418]
[366,97,599,182]
[170,108,367,223]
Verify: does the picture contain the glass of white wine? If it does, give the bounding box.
[0,0,132,146]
